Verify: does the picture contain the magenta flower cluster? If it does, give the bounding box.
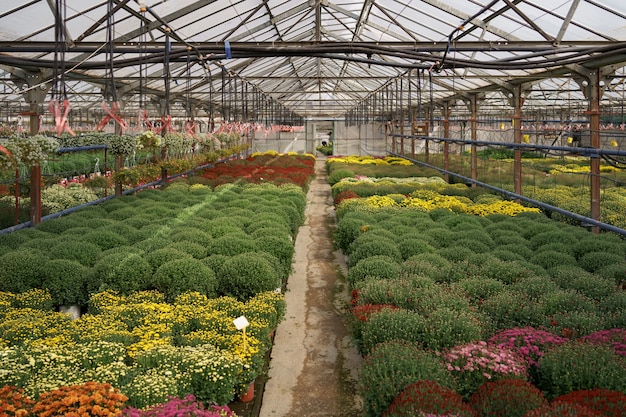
[441,341,528,380]
[122,395,236,417]
[488,327,570,367]
[581,328,626,357]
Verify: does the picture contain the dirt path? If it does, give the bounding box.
[258,156,362,417]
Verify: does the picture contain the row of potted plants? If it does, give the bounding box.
[0,152,316,412]
[327,155,626,416]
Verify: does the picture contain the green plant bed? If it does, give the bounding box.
[217,252,280,301]
[150,258,218,302]
[358,340,455,417]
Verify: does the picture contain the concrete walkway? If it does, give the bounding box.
[258,156,362,417]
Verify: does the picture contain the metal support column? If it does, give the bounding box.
[470,95,478,185]
[588,71,602,234]
[442,102,451,183]
[512,86,524,196]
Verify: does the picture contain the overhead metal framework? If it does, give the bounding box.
[0,0,625,121]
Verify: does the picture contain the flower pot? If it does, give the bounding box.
[59,305,81,320]
[239,382,255,402]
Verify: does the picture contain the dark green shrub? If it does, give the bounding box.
[490,231,530,247]
[356,275,435,308]
[133,237,170,252]
[107,206,140,221]
[571,236,626,259]
[34,216,80,234]
[81,229,128,250]
[0,231,30,248]
[497,243,534,259]
[151,258,217,302]
[428,208,456,221]
[358,340,454,417]
[438,246,476,263]
[421,227,457,248]
[218,252,280,300]
[599,292,626,327]
[450,239,492,254]
[529,230,578,249]
[538,289,598,315]
[400,253,451,282]
[89,252,152,295]
[578,251,626,273]
[205,235,257,257]
[348,239,402,268]
[454,277,506,305]
[421,307,484,350]
[441,213,484,230]
[536,242,575,256]
[202,254,230,278]
[48,240,102,266]
[348,228,398,253]
[0,248,47,293]
[167,241,208,259]
[480,290,544,330]
[360,308,427,355]
[548,265,617,300]
[334,218,369,251]
[250,226,291,241]
[101,245,143,258]
[144,248,193,273]
[254,235,294,269]
[328,169,355,185]
[530,250,577,270]
[544,310,606,338]
[596,263,626,286]
[510,276,560,301]
[21,237,60,252]
[168,228,213,247]
[204,223,246,238]
[490,249,528,263]
[536,341,626,399]
[61,226,95,237]
[348,256,400,286]
[41,259,89,307]
[396,238,435,260]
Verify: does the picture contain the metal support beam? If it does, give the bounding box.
[588,70,602,233]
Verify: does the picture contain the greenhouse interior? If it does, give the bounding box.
[1,1,626,416]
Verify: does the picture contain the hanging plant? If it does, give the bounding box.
[0,140,20,172]
[136,131,163,150]
[107,134,137,155]
[0,135,59,170]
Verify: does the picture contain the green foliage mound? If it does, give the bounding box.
[144,248,194,273]
[89,252,152,295]
[358,340,454,417]
[218,252,280,300]
[151,258,217,302]
[41,259,89,307]
[0,248,47,293]
[206,235,258,257]
[347,256,400,286]
[536,341,626,399]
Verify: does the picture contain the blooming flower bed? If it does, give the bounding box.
[330,155,626,416]
[0,153,313,414]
